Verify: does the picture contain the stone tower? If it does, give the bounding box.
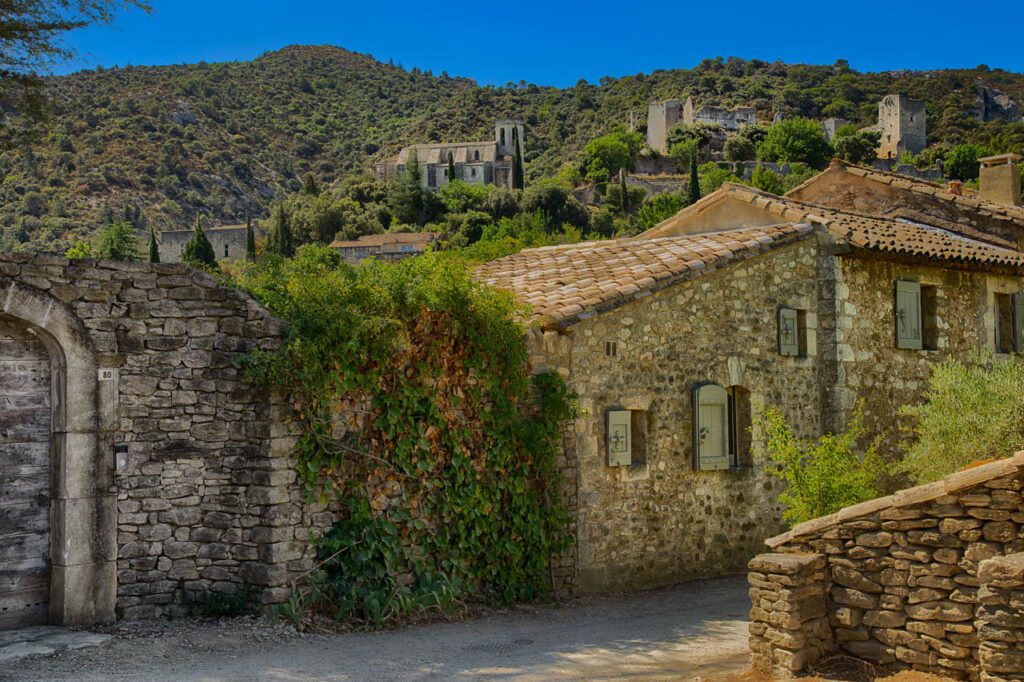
[877,94,926,160]
[495,119,525,158]
[646,100,681,155]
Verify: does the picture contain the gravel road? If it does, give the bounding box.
[1,574,754,681]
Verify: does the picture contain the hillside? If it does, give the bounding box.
[3,47,1024,253]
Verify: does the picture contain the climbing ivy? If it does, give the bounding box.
[236,246,575,627]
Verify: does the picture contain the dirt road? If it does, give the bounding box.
[2,575,754,681]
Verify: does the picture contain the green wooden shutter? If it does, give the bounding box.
[693,384,729,471]
[778,307,799,356]
[606,410,632,466]
[1014,293,1024,352]
[895,281,922,350]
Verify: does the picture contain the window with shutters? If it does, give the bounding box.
[895,280,938,350]
[777,307,806,357]
[605,408,647,467]
[995,293,1024,354]
[693,384,750,471]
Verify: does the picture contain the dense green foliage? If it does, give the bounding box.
[756,402,888,524]
[833,128,882,165]
[6,48,1024,254]
[757,117,834,169]
[942,143,995,181]
[237,248,575,627]
[181,217,218,270]
[900,354,1024,484]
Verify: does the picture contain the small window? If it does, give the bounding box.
[471,168,476,178]
[224,244,229,258]
[605,408,647,467]
[500,128,506,146]
[474,150,480,161]
[778,307,806,357]
[995,293,1024,353]
[605,340,617,357]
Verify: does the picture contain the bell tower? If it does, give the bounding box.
[495,119,525,158]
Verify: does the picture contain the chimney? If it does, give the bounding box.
[947,180,963,196]
[978,153,1023,206]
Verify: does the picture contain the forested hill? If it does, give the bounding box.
[4,46,1024,253]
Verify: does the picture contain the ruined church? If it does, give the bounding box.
[372,120,525,190]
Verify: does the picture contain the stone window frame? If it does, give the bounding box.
[989,281,1024,356]
[0,280,115,626]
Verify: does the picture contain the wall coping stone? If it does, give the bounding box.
[749,552,826,575]
[766,451,1024,549]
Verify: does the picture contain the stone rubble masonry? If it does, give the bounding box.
[0,254,323,621]
[748,452,1024,680]
[976,553,1024,682]
[748,553,833,676]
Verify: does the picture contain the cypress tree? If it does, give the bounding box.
[447,151,455,184]
[182,216,218,271]
[148,228,159,263]
[272,205,294,257]
[512,126,525,190]
[302,173,319,196]
[686,155,701,206]
[245,213,256,262]
[619,169,629,217]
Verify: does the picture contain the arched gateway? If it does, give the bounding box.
[0,280,113,627]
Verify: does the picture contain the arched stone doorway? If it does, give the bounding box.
[0,281,115,628]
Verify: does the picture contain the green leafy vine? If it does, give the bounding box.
[236,246,575,628]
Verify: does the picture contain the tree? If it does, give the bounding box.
[245,214,256,262]
[637,191,688,228]
[182,216,219,270]
[581,130,642,182]
[0,1,151,125]
[686,156,701,205]
[943,143,995,181]
[522,183,589,232]
[148,228,159,263]
[95,220,139,260]
[833,129,882,165]
[724,136,756,163]
[750,165,785,195]
[447,152,455,185]
[270,204,294,257]
[512,126,525,190]
[65,239,92,258]
[757,117,834,170]
[301,173,319,196]
[669,138,698,167]
[388,148,424,225]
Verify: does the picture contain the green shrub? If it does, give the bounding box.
[755,402,887,524]
[900,354,1024,484]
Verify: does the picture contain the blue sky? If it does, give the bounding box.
[57,1,1023,86]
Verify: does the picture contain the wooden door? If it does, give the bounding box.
[0,318,51,629]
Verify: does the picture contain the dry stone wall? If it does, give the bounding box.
[749,452,1024,680]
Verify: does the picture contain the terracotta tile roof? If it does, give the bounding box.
[643,183,1024,270]
[329,232,439,249]
[476,224,813,327]
[788,159,1024,229]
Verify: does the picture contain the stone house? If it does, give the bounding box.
[328,232,439,266]
[477,165,1024,595]
[372,120,525,191]
[160,224,259,264]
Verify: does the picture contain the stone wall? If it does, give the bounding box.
[976,553,1024,681]
[749,452,1024,680]
[0,254,320,623]
[160,226,254,264]
[530,239,826,593]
